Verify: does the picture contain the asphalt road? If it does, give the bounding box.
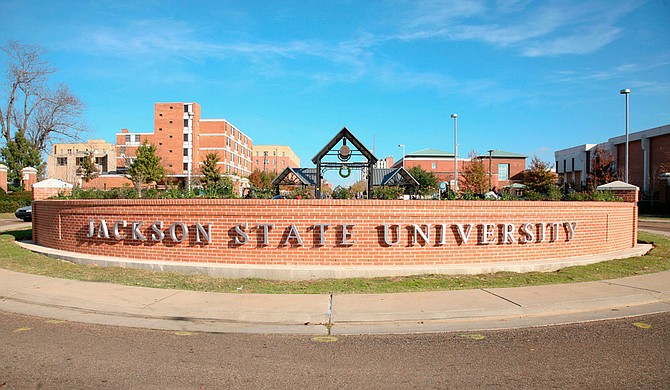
[1,310,669,389]
[639,220,670,236]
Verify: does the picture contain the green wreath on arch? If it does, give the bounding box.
[339,165,351,178]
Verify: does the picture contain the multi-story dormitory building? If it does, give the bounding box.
[47,102,253,193]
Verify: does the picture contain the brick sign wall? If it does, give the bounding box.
[32,199,638,267]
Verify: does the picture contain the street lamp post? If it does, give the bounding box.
[398,144,405,169]
[620,88,630,183]
[488,149,494,189]
[451,114,458,191]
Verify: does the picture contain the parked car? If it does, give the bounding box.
[15,205,32,222]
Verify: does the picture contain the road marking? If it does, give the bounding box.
[174,331,194,336]
[14,327,31,332]
[460,333,486,340]
[312,336,338,343]
[632,322,652,329]
[45,320,67,324]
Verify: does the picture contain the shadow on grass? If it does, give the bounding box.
[3,228,32,241]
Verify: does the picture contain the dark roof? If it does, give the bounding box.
[371,168,419,187]
[271,167,317,186]
[311,127,378,165]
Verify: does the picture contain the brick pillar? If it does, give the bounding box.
[596,180,639,246]
[21,167,38,192]
[0,164,7,193]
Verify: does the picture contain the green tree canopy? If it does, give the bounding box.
[408,166,438,197]
[200,153,222,188]
[523,156,556,194]
[0,129,45,187]
[127,141,165,197]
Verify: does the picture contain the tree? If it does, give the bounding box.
[127,142,165,197]
[408,166,438,197]
[589,146,617,188]
[349,180,367,195]
[0,129,45,187]
[200,153,222,188]
[248,169,275,189]
[523,156,556,194]
[462,150,488,194]
[77,150,98,183]
[0,41,86,151]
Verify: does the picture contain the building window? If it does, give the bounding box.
[563,160,567,173]
[432,162,436,169]
[183,133,189,142]
[183,163,188,171]
[57,157,67,166]
[184,119,188,127]
[125,135,131,143]
[498,163,509,181]
[571,158,575,171]
[183,148,189,156]
[134,135,140,143]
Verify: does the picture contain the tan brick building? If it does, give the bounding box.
[252,145,300,173]
[47,139,117,184]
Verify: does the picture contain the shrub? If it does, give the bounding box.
[373,186,403,200]
[0,200,22,213]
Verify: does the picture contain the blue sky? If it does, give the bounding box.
[1,0,669,185]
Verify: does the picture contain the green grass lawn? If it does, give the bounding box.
[0,229,668,294]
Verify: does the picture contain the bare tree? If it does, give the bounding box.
[0,40,86,151]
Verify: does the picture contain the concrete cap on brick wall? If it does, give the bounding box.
[0,163,7,172]
[33,178,74,189]
[596,180,639,191]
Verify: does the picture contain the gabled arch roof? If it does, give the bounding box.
[311,127,378,165]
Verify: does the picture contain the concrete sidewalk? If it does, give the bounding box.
[1,268,669,335]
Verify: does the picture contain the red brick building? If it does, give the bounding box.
[116,102,253,186]
[393,148,526,190]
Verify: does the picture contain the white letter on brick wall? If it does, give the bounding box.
[282,224,303,246]
[113,220,127,240]
[169,222,188,243]
[565,222,577,241]
[195,223,212,244]
[151,221,165,242]
[383,224,401,246]
[520,223,535,243]
[455,224,473,244]
[234,223,249,245]
[96,219,109,239]
[481,223,497,244]
[502,223,516,244]
[340,224,357,246]
[313,224,329,246]
[411,224,431,245]
[256,224,274,246]
[132,222,146,241]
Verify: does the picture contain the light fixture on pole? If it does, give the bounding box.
[398,144,405,169]
[620,88,630,183]
[451,114,458,191]
[488,149,494,189]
